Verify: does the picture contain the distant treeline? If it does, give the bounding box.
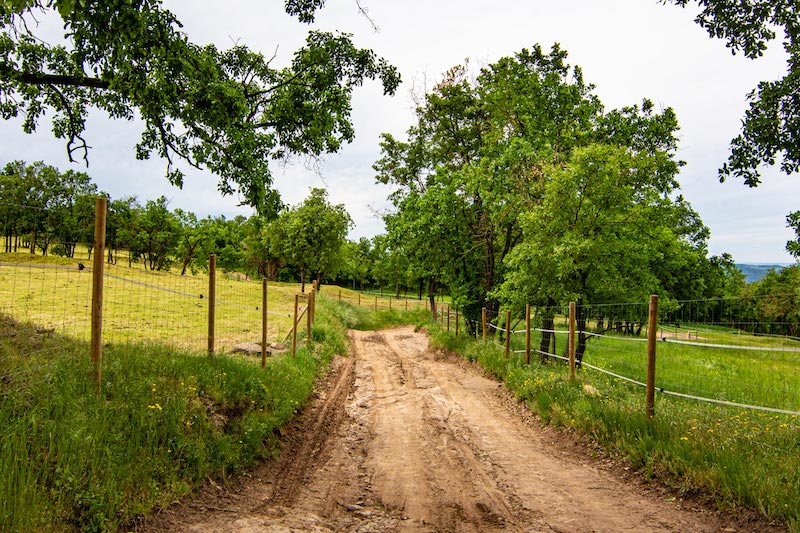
[0,161,410,294]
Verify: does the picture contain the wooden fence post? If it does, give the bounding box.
[292,294,299,357]
[338,289,341,301]
[446,304,451,331]
[262,278,268,369]
[307,288,314,347]
[405,298,408,311]
[358,293,361,306]
[646,294,659,419]
[389,297,392,311]
[455,309,459,336]
[90,197,107,393]
[505,310,511,359]
[375,295,378,310]
[569,302,576,380]
[525,303,531,365]
[207,254,216,356]
[482,307,487,340]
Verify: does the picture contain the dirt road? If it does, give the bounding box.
[146,327,779,532]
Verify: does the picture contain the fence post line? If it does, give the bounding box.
[262,278,268,369]
[292,294,299,357]
[569,302,576,380]
[307,288,314,347]
[338,289,341,301]
[482,307,487,340]
[358,293,361,307]
[505,310,511,359]
[90,197,107,394]
[646,294,659,419]
[405,298,408,311]
[525,303,531,365]
[455,309,460,336]
[310,285,316,324]
[207,254,216,356]
[446,304,451,331]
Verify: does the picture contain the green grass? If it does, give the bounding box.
[318,290,430,331]
[0,251,301,352]
[0,312,332,532]
[0,279,425,532]
[429,322,800,531]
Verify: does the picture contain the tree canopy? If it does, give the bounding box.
[274,187,352,292]
[665,0,800,186]
[375,44,712,332]
[664,1,800,260]
[0,0,400,214]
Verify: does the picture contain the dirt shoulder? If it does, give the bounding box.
[142,326,787,532]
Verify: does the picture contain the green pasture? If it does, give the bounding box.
[431,317,800,530]
[455,309,800,413]
[0,251,428,354]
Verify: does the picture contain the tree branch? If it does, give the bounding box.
[4,67,111,90]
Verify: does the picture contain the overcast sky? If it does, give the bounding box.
[1,0,798,264]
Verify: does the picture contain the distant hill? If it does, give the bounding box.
[736,264,789,283]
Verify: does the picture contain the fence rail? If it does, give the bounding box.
[436,297,800,419]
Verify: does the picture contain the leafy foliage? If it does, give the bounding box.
[272,188,352,291]
[664,0,800,187]
[376,44,720,334]
[0,0,400,213]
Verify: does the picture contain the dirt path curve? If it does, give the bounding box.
[145,327,773,532]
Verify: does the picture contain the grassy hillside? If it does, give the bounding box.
[736,263,790,283]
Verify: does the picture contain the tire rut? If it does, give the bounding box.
[143,326,784,533]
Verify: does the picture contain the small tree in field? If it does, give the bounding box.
[279,188,352,292]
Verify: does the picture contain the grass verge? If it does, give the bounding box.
[1,325,325,531]
[428,324,799,532]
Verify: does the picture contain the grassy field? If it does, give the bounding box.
[0,270,426,532]
[0,251,424,353]
[430,317,800,530]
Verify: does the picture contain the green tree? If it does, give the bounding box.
[0,161,98,256]
[665,0,800,186]
[749,265,800,336]
[497,144,710,364]
[174,210,211,276]
[788,211,800,260]
[0,0,399,213]
[106,196,137,264]
[279,188,352,291]
[376,45,685,331]
[131,196,181,271]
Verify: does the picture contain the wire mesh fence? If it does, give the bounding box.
[456,298,800,418]
[0,197,313,382]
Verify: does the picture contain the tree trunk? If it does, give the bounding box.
[300,269,306,293]
[427,278,437,320]
[576,300,588,367]
[539,299,556,363]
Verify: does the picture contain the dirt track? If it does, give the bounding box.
[145,326,781,532]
